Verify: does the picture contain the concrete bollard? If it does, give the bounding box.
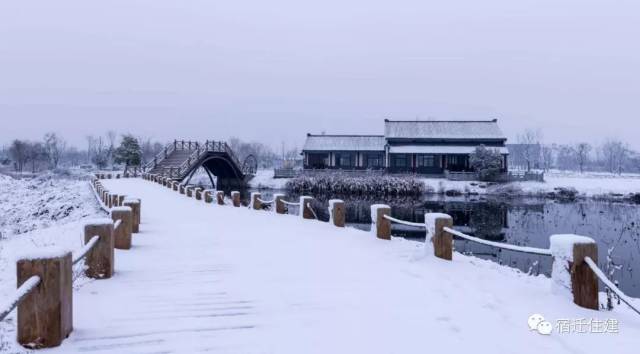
[371,204,391,240]
[251,192,261,210]
[195,188,203,201]
[426,213,454,261]
[329,199,345,227]
[550,235,599,310]
[274,194,286,214]
[216,191,225,205]
[300,196,314,219]
[111,207,133,250]
[17,251,73,348]
[83,219,115,279]
[231,191,241,207]
[123,199,141,233]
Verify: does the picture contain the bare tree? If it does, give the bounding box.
[600,139,628,175]
[25,142,47,173]
[8,140,29,172]
[574,142,591,173]
[43,132,66,169]
[540,145,555,172]
[517,129,542,171]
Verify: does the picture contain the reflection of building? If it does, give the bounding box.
[302,119,509,175]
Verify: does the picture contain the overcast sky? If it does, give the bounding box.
[0,0,638,150]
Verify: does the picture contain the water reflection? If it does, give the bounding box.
[225,188,640,297]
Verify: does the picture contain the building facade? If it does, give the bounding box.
[302,119,508,175]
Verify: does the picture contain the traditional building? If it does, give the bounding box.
[302,119,508,175]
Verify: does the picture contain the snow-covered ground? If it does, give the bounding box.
[248,169,290,189]
[250,169,640,199]
[2,178,638,353]
[0,173,104,351]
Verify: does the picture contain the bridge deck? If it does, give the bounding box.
[45,179,638,353]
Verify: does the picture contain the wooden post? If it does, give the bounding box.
[118,195,126,206]
[427,213,454,261]
[550,235,599,310]
[329,199,345,227]
[204,190,213,203]
[83,219,114,278]
[186,187,193,198]
[123,199,141,233]
[180,185,185,195]
[106,173,112,179]
[111,207,133,250]
[371,204,391,240]
[173,181,179,191]
[110,194,119,207]
[17,251,73,348]
[231,191,241,207]
[216,191,225,205]
[300,196,314,219]
[274,194,285,214]
[251,192,261,210]
[195,188,203,201]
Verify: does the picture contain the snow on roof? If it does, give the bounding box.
[303,135,386,152]
[389,145,509,154]
[384,120,506,140]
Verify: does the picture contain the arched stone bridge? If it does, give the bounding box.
[145,140,257,187]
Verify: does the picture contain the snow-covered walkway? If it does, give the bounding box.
[45,178,639,353]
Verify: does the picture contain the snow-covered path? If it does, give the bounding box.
[44,178,639,354]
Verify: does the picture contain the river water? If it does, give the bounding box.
[245,190,640,297]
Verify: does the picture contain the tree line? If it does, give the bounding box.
[1,133,300,173]
[509,129,640,174]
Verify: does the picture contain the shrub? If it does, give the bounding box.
[469,145,504,182]
[285,172,426,196]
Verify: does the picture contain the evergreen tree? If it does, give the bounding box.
[114,135,142,167]
[469,145,504,181]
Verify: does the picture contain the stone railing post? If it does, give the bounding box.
[425,213,454,260]
[300,196,314,219]
[216,191,225,205]
[17,251,72,348]
[83,219,115,278]
[231,191,241,207]
[329,199,345,227]
[251,192,261,210]
[370,204,391,240]
[550,235,599,310]
[111,207,133,250]
[123,199,141,233]
[274,194,285,214]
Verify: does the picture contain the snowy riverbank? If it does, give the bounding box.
[250,170,640,202]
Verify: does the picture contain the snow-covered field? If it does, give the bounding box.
[0,173,104,352]
[248,169,290,189]
[2,178,638,353]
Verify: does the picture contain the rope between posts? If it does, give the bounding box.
[113,219,122,232]
[584,257,640,316]
[72,235,100,265]
[443,227,553,256]
[89,182,110,214]
[383,215,425,228]
[306,203,318,220]
[0,276,41,322]
[257,197,275,204]
[281,200,300,206]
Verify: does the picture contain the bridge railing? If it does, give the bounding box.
[0,176,144,349]
[143,173,639,316]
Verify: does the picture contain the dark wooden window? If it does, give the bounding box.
[416,154,436,167]
[391,154,410,168]
[336,152,355,168]
[366,153,383,168]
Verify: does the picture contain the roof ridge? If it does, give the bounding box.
[384,119,498,123]
[306,134,385,137]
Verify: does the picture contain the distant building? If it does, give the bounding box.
[302,119,508,175]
